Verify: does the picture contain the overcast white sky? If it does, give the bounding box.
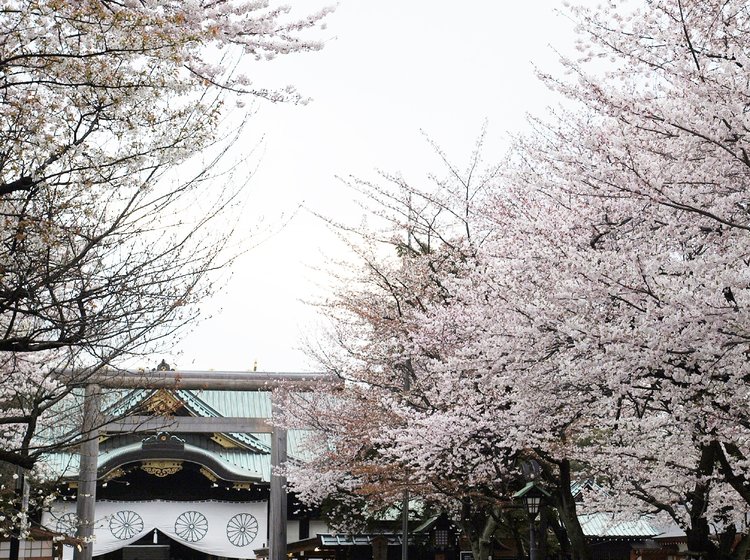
[171,1,587,372]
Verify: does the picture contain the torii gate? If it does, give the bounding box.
[71,368,338,560]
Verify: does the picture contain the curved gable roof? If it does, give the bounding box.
[97,441,263,482]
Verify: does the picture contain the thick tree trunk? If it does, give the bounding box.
[538,508,549,560]
[469,532,494,560]
[685,519,716,560]
[557,512,588,560]
[458,501,498,560]
[546,459,591,560]
[729,532,750,560]
[548,513,571,560]
[685,444,719,560]
[718,525,737,560]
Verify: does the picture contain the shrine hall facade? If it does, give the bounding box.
[40,386,329,560]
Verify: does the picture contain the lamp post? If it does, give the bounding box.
[513,482,550,560]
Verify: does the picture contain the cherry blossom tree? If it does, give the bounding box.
[272,4,750,560]
[287,2,750,560]
[497,0,750,558]
[396,0,750,556]
[278,138,542,560]
[0,0,330,472]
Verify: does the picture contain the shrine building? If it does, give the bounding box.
[40,379,330,560]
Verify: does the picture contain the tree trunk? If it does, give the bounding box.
[729,532,750,560]
[548,513,571,560]
[458,501,499,560]
[469,534,494,560]
[685,521,716,560]
[718,525,736,560]
[685,444,719,560]
[538,507,549,560]
[546,459,591,560]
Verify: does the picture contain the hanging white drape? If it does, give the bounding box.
[43,500,268,559]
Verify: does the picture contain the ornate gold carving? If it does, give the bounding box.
[232,482,251,490]
[103,467,126,481]
[210,433,238,448]
[141,460,183,477]
[199,467,218,482]
[144,389,183,414]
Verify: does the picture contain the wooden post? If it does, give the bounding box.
[74,383,101,560]
[269,399,287,560]
[372,535,388,560]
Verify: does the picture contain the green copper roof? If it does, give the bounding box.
[40,388,314,483]
[578,513,663,538]
[183,390,272,418]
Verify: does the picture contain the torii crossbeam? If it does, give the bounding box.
[71,368,338,560]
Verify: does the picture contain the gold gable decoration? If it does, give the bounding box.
[103,467,127,482]
[199,467,218,482]
[141,460,183,477]
[210,433,239,448]
[144,389,183,414]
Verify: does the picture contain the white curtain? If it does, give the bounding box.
[43,500,269,560]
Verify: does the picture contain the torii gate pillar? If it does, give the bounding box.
[73,384,101,560]
[269,403,288,560]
